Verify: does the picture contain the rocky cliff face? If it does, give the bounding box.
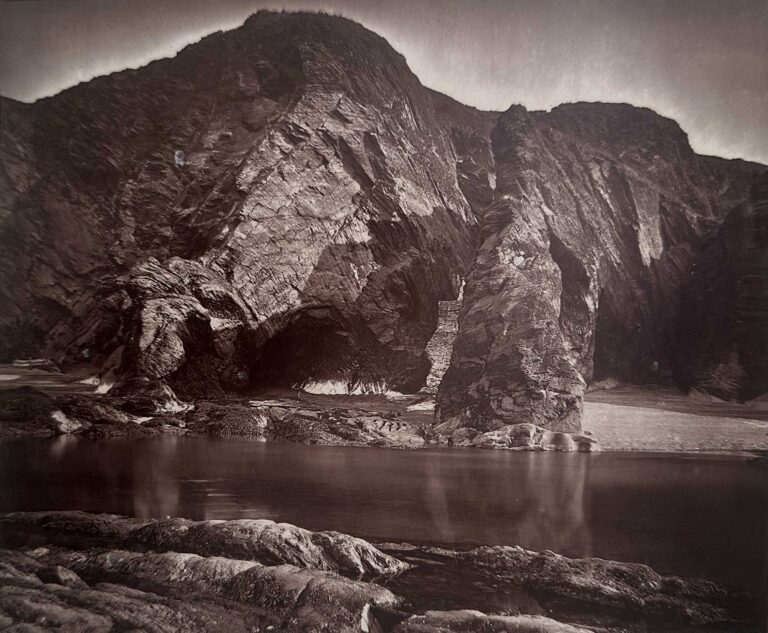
[674,174,768,401]
[0,12,480,403]
[1,11,765,423]
[437,104,764,433]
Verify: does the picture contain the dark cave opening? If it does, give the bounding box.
[247,307,430,393]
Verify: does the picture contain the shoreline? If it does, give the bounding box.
[1,431,766,461]
[1,365,768,452]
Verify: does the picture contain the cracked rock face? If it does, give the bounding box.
[438,104,765,431]
[0,12,478,405]
[1,11,765,425]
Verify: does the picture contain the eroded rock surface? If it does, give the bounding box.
[1,9,765,431]
[0,511,408,578]
[390,611,591,633]
[0,547,399,633]
[438,104,765,432]
[0,512,760,633]
[0,11,478,409]
[433,421,600,452]
[675,174,768,401]
[459,546,745,625]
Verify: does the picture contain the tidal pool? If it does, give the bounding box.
[0,436,765,593]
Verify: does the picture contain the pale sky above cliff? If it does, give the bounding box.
[1,0,766,164]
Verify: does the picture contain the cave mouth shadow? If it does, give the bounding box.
[246,305,430,394]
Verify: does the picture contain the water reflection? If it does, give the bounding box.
[131,435,180,519]
[0,437,765,592]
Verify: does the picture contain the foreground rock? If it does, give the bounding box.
[383,543,759,631]
[0,511,408,578]
[390,611,591,633]
[0,547,593,633]
[0,548,399,632]
[458,546,746,625]
[0,512,760,633]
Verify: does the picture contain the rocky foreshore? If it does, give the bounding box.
[0,384,600,452]
[0,511,761,632]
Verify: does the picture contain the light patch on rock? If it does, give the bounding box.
[0,375,20,382]
[384,391,409,400]
[300,379,351,395]
[628,178,664,266]
[95,379,114,394]
[299,379,390,395]
[407,400,435,412]
[49,410,83,434]
[586,377,621,392]
[249,399,291,407]
[208,317,240,331]
[157,399,193,414]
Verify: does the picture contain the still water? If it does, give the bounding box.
[0,436,766,591]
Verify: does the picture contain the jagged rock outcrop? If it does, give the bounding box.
[438,103,765,432]
[0,11,479,407]
[440,422,600,452]
[1,11,765,424]
[457,545,746,625]
[422,297,462,393]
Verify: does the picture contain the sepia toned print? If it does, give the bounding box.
[0,2,766,631]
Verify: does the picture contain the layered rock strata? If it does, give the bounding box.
[674,174,768,401]
[0,511,408,578]
[0,12,478,407]
[422,297,462,394]
[438,104,765,432]
[1,11,766,429]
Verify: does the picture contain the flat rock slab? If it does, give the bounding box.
[0,511,409,578]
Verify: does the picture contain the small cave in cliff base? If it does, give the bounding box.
[248,308,357,390]
[247,307,429,394]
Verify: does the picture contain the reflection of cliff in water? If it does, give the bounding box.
[129,437,181,519]
[0,438,765,592]
[422,451,592,556]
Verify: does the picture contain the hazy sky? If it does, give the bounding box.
[1,0,766,164]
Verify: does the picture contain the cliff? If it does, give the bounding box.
[0,11,480,405]
[436,104,764,433]
[1,11,765,425]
